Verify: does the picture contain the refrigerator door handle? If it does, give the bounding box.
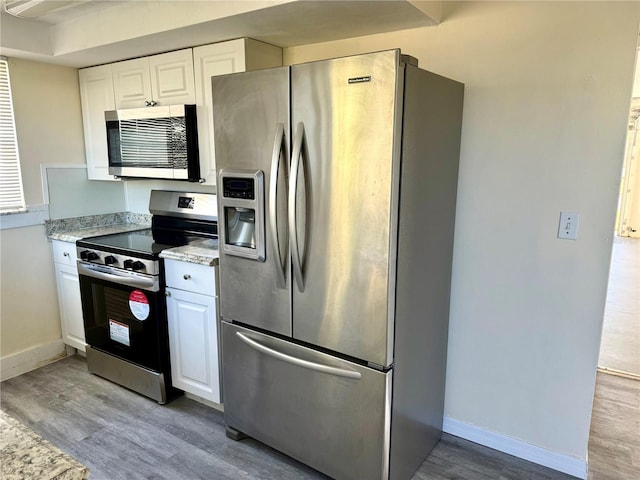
[269,123,288,288]
[236,332,362,380]
[289,122,306,292]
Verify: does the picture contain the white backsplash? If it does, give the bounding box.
[46,166,125,220]
[124,179,217,213]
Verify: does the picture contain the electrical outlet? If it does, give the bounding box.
[558,211,579,240]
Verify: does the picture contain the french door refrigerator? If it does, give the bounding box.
[213,50,464,480]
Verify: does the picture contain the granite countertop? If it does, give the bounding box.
[160,239,219,267]
[48,223,150,243]
[45,212,151,242]
[0,410,89,480]
[44,211,219,266]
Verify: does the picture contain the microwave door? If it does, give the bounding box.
[105,105,199,181]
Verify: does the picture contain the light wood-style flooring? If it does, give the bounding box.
[1,356,638,479]
[598,236,640,376]
[0,356,567,480]
[588,372,640,480]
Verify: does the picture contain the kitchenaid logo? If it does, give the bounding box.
[348,76,371,84]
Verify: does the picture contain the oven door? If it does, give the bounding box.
[78,262,167,372]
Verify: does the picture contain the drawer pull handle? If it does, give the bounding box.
[63,252,70,257]
[183,274,191,280]
[236,332,362,380]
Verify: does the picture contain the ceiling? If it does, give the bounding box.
[0,0,441,68]
[2,0,122,22]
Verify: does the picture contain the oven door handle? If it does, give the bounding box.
[77,262,158,291]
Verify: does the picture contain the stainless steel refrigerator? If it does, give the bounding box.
[212,50,464,480]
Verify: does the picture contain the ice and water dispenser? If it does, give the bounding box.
[218,170,266,261]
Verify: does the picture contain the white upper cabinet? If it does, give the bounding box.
[149,49,196,105]
[193,39,282,185]
[112,57,151,109]
[113,48,195,108]
[78,39,281,182]
[78,64,117,181]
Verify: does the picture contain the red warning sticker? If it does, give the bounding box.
[129,290,150,321]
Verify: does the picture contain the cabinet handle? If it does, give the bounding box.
[145,100,151,107]
[63,252,70,257]
[165,290,171,297]
[183,274,191,280]
[149,100,157,107]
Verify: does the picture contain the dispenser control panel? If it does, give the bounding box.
[222,178,255,199]
[218,169,265,262]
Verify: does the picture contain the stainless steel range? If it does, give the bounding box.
[76,190,217,403]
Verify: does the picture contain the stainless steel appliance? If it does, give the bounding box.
[105,104,201,181]
[218,170,266,260]
[213,50,464,480]
[77,190,217,403]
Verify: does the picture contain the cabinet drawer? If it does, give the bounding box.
[164,260,217,296]
[51,240,78,266]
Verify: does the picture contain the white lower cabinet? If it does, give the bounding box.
[51,240,86,352]
[165,260,221,403]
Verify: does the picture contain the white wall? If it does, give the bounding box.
[9,58,86,205]
[0,226,62,354]
[0,59,85,360]
[285,0,639,470]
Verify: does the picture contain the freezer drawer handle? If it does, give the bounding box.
[236,332,362,380]
[269,123,288,288]
[289,122,306,293]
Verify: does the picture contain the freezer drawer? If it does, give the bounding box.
[222,322,392,480]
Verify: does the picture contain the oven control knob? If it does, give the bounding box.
[80,250,91,261]
[131,261,145,271]
[123,259,133,269]
[87,252,99,262]
[104,255,117,265]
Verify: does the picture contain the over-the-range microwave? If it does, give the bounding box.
[105,104,201,181]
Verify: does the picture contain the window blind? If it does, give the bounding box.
[0,58,25,213]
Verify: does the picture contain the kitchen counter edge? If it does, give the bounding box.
[160,240,219,267]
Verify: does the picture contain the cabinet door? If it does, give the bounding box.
[167,287,220,403]
[112,57,152,109]
[55,263,86,352]
[149,49,195,105]
[193,39,248,185]
[78,65,117,181]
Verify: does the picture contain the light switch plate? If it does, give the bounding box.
[558,211,579,240]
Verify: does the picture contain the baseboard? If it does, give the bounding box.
[1,340,68,382]
[184,392,224,413]
[443,416,587,479]
[597,366,640,380]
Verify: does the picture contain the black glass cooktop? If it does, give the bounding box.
[79,229,181,257]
